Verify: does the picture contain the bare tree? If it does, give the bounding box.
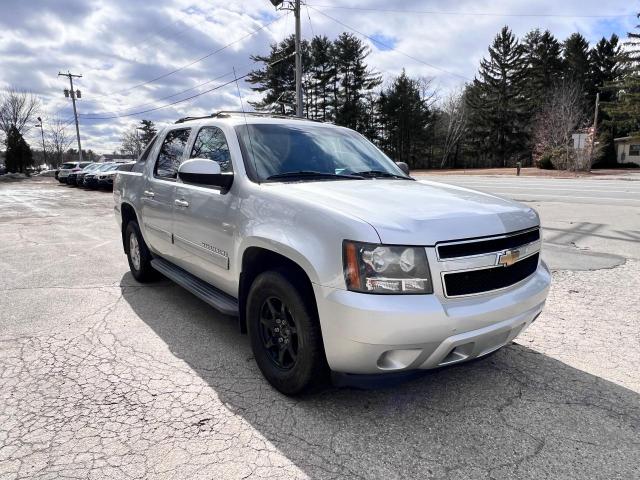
[47,117,74,167]
[532,81,589,170]
[440,89,468,168]
[0,88,40,140]
[120,125,144,158]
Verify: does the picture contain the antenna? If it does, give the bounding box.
[233,67,258,178]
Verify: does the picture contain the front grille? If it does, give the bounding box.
[437,228,540,259]
[443,253,539,297]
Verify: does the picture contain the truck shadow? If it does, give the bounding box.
[119,273,640,478]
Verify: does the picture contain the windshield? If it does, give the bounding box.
[235,123,408,182]
[60,163,76,170]
[82,163,99,171]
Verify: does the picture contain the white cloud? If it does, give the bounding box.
[0,0,636,152]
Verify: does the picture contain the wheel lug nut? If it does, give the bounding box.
[274,327,279,332]
[279,338,283,343]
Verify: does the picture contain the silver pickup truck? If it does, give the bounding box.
[114,112,550,394]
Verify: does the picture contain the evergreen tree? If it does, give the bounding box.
[466,26,528,167]
[246,35,300,114]
[563,33,592,103]
[332,33,381,131]
[589,35,623,165]
[377,70,431,167]
[5,125,33,173]
[139,119,157,145]
[522,29,563,112]
[307,36,335,121]
[602,13,640,137]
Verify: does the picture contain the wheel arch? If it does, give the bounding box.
[238,244,319,335]
[120,202,139,253]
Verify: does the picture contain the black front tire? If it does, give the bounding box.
[247,270,328,395]
[125,221,157,283]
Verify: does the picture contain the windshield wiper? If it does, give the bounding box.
[266,171,364,181]
[355,170,413,180]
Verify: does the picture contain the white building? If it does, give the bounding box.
[614,136,640,164]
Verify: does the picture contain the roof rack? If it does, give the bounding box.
[174,111,325,124]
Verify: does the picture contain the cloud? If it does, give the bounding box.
[1,0,636,152]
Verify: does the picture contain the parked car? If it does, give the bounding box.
[76,163,103,187]
[114,112,551,395]
[96,162,135,189]
[83,163,116,189]
[58,161,92,184]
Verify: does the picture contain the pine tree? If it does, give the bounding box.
[563,33,592,104]
[5,125,33,173]
[522,29,563,112]
[246,35,299,115]
[139,119,157,146]
[466,26,528,167]
[377,70,431,167]
[589,35,623,165]
[332,33,381,131]
[602,13,640,137]
[307,36,335,121]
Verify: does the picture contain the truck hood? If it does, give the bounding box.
[274,179,538,245]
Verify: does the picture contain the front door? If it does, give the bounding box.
[141,127,191,259]
[172,125,238,296]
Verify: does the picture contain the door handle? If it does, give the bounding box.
[174,199,189,208]
[143,190,155,198]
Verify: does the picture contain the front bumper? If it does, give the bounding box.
[313,261,550,374]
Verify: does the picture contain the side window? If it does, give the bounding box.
[190,126,233,173]
[133,135,157,173]
[154,129,191,179]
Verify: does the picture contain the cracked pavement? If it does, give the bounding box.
[1,178,639,479]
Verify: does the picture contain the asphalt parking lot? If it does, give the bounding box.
[1,176,639,479]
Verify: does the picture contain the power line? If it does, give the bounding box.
[308,6,471,81]
[80,70,237,118]
[80,53,294,121]
[96,12,287,98]
[307,4,635,18]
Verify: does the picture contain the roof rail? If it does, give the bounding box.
[174,111,325,124]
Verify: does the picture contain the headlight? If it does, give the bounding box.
[343,241,433,294]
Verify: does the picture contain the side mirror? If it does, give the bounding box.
[178,158,233,190]
[395,161,410,175]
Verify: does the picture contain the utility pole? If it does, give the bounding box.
[58,71,84,162]
[590,92,600,165]
[35,116,47,166]
[294,0,303,117]
[269,0,303,117]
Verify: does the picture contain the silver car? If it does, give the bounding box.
[114,113,551,395]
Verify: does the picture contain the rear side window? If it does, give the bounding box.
[60,163,76,169]
[190,126,232,173]
[154,129,191,179]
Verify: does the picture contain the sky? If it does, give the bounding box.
[0,0,637,154]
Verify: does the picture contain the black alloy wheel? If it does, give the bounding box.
[258,296,299,370]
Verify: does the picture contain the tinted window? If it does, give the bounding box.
[80,162,92,168]
[154,129,191,179]
[60,163,76,169]
[117,163,134,171]
[190,127,232,173]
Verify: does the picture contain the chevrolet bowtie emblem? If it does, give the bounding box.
[498,249,521,267]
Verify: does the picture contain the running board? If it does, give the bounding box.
[151,257,239,317]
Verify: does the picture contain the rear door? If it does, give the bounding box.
[172,125,238,295]
[141,127,191,259]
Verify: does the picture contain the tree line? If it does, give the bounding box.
[248,18,640,170]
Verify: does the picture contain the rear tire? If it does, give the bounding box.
[247,270,327,395]
[125,221,157,283]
